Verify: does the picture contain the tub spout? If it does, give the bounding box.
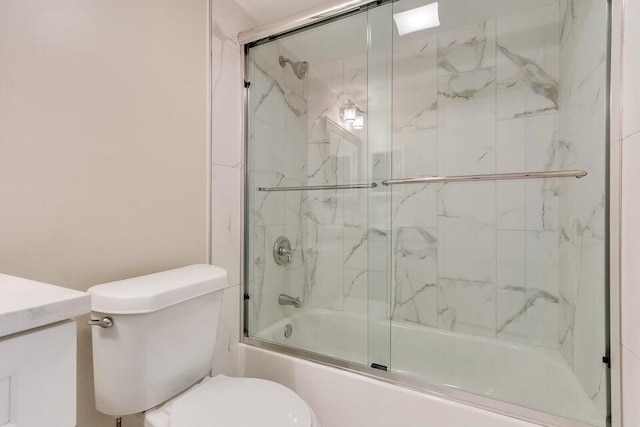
[279,293,302,308]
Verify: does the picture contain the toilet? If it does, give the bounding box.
[87,264,319,427]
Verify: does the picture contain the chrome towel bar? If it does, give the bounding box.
[381,170,587,186]
[256,170,587,191]
[258,183,377,192]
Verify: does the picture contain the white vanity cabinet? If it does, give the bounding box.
[0,274,91,427]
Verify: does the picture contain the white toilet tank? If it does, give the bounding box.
[87,264,228,416]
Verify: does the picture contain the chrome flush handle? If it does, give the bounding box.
[87,317,114,328]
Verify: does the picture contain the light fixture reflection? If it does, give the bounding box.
[353,111,364,129]
[393,2,440,36]
[342,105,357,123]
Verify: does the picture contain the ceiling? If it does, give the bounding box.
[234,0,331,24]
[239,0,559,40]
[255,0,559,64]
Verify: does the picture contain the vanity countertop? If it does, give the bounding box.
[0,273,91,337]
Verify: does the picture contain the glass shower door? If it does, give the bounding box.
[245,0,609,423]
[387,0,609,424]
[245,5,393,369]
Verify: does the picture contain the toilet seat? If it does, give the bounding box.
[144,375,318,427]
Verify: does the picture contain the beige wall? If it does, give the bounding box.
[0,1,210,426]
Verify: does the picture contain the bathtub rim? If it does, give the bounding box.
[243,335,597,427]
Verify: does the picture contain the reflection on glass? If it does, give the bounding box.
[393,2,440,36]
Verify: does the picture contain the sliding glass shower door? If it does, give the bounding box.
[245,0,609,424]
[386,0,608,424]
[245,4,393,368]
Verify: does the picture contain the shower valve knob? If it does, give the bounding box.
[273,236,292,265]
[278,247,291,262]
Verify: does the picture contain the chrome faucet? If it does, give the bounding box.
[278,293,302,308]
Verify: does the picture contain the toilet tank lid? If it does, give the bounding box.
[87,264,228,314]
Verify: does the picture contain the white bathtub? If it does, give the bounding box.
[255,307,604,426]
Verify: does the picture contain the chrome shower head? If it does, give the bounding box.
[279,55,309,79]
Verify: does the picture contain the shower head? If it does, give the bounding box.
[279,55,309,79]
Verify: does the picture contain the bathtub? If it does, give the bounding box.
[254,307,604,426]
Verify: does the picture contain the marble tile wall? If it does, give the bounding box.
[390,3,565,347]
[209,0,255,377]
[557,0,608,415]
[618,0,640,424]
[248,39,309,332]
[300,28,372,317]
[622,131,640,427]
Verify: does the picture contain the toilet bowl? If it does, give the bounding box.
[87,265,320,427]
[143,375,319,427]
